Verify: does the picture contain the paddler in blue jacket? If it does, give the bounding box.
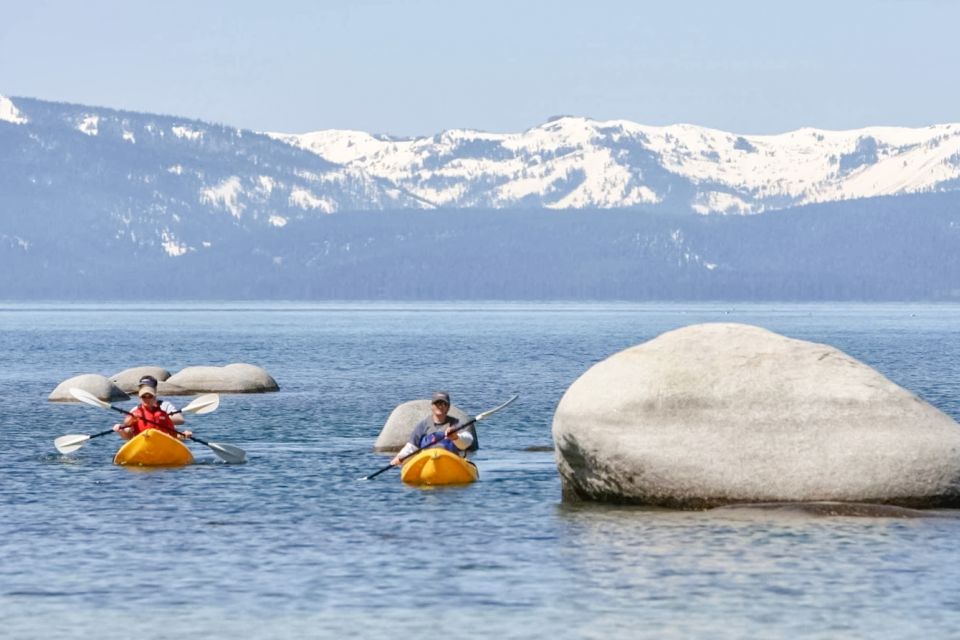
[390,391,474,466]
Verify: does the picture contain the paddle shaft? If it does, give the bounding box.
[365,417,477,481]
[85,428,117,441]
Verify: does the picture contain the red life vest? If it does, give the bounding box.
[130,403,178,437]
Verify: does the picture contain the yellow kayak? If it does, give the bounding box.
[114,429,193,467]
[400,448,478,486]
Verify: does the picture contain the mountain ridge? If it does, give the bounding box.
[4,93,960,216]
[270,116,960,214]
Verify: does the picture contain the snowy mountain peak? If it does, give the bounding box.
[270,117,960,214]
[0,95,28,124]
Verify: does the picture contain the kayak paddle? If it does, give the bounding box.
[362,393,518,481]
[61,388,244,463]
[54,392,221,454]
[55,391,222,454]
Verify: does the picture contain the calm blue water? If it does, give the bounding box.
[2,302,959,639]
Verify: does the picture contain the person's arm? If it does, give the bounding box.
[391,420,428,465]
[444,421,473,451]
[162,400,186,426]
[449,429,473,451]
[113,413,136,439]
[391,442,418,466]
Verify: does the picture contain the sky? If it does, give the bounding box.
[0,0,956,137]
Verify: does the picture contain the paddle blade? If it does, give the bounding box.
[205,441,246,464]
[54,434,90,454]
[69,387,112,410]
[181,393,220,415]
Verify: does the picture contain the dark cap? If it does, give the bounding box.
[138,375,159,388]
[431,391,450,405]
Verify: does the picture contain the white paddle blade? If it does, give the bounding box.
[207,442,245,464]
[69,387,112,410]
[54,434,90,454]
[182,393,220,415]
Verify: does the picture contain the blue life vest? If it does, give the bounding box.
[418,431,462,455]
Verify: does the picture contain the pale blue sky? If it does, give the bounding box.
[0,0,956,136]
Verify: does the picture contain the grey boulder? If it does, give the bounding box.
[163,363,279,395]
[110,366,172,393]
[49,373,128,402]
[553,323,960,508]
[374,399,473,452]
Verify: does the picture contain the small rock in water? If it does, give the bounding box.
[49,373,128,402]
[163,363,279,394]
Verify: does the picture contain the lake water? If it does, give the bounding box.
[1,302,959,639]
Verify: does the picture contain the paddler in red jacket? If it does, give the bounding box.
[112,379,192,440]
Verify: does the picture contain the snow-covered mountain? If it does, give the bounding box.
[270,117,960,214]
[4,93,959,219]
[2,94,960,301]
[0,94,426,259]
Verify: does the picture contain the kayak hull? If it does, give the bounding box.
[114,429,193,467]
[400,448,478,486]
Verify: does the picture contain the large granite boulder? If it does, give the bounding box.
[553,323,960,508]
[163,363,279,395]
[110,366,172,393]
[49,374,128,402]
[374,399,474,452]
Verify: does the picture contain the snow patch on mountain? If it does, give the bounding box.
[0,95,28,124]
[161,231,189,257]
[289,187,335,212]
[257,176,276,195]
[201,176,244,218]
[172,125,203,141]
[77,115,99,136]
[1,234,30,251]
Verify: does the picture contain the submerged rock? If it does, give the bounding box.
[164,363,279,395]
[553,323,960,508]
[49,374,128,402]
[110,366,172,393]
[374,399,473,452]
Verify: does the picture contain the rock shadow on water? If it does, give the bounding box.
[711,501,958,519]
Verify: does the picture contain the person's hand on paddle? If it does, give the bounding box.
[179,429,193,440]
[444,426,460,442]
[112,423,133,439]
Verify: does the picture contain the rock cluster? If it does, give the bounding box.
[50,363,278,400]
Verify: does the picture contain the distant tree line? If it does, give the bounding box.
[3,191,958,301]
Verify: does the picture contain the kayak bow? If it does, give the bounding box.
[400,448,478,486]
[114,429,193,467]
